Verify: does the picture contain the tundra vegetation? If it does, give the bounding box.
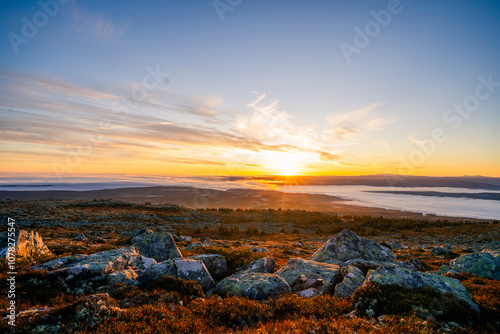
[0,198,499,333]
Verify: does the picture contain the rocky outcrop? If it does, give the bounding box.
[215,272,290,300]
[362,265,480,314]
[0,230,52,260]
[440,251,500,280]
[130,228,154,244]
[382,241,403,250]
[137,259,177,285]
[189,254,227,276]
[174,258,215,290]
[431,246,452,256]
[310,229,397,265]
[132,232,182,262]
[106,268,139,286]
[275,258,341,294]
[34,247,140,275]
[240,257,276,274]
[334,266,365,298]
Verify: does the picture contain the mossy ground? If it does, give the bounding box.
[0,199,499,333]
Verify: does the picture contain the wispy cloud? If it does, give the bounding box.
[0,70,373,173]
[326,103,398,140]
[64,2,128,42]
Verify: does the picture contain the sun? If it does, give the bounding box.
[276,163,300,176]
[267,151,308,176]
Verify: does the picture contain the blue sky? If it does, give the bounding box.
[1,0,499,177]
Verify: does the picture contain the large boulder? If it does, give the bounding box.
[215,272,290,300]
[240,257,276,274]
[189,254,227,276]
[137,259,176,285]
[310,229,397,265]
[275,258,341,294]
[360,265,480,315]
[106,268,139,286]
[34,247,140,276]
[132,232,182,262]
[0,230,52,260]
[334,266,365,298]
[130,228,154,244]
[446,251,500,280]
[174,258,215,291]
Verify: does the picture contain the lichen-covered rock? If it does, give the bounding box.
[382,241,403,250]
[106,268,139,286]
[448,251,500,280]
[174,258,215,290]
[74,233,87,241]
[189,254,227,276]
[431,246,452,256]
[241,257,276,274]
[130,255,157,270]
[334,266,365,298]
[363,265,480,314]
[399,258,426,272]
[131,228,154,244]
[437,265,451,275]
[297,288,321,298]
[34,247,140,275]
[0,230,53,260]
[310,229,397,265]
[251,246,270,253]
[215,272,290,300]
[132,232,182,262]
[275,258,341,294]
[137,259,176,284]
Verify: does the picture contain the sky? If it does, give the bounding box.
[1,0,499,178]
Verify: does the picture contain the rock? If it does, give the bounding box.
[251,246,270,253]
[310,229,397,265]
[186,243,209,250]
[74,234,87,241]
[106,268,139,286]
[437,265,451,275]
[174,258,215,290]
[342,259,393,276]
[399,258,426,272]
[448,251,500,280]
[297,288,321,298]
[431,246,452,256]
[362,265,480,314]
[132,232,182,262]
[34,247,140,275]
[178,236,192,242]
[275,258,341,294]
[382,241,403,250]
[189,254,227,276]
[130,255,157,270]
[334,266,365,298]
[130,228,153,244]
[137,259,176,284]
[241,257,276,274]
[0,230,53,260]
[215,272,290,300]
